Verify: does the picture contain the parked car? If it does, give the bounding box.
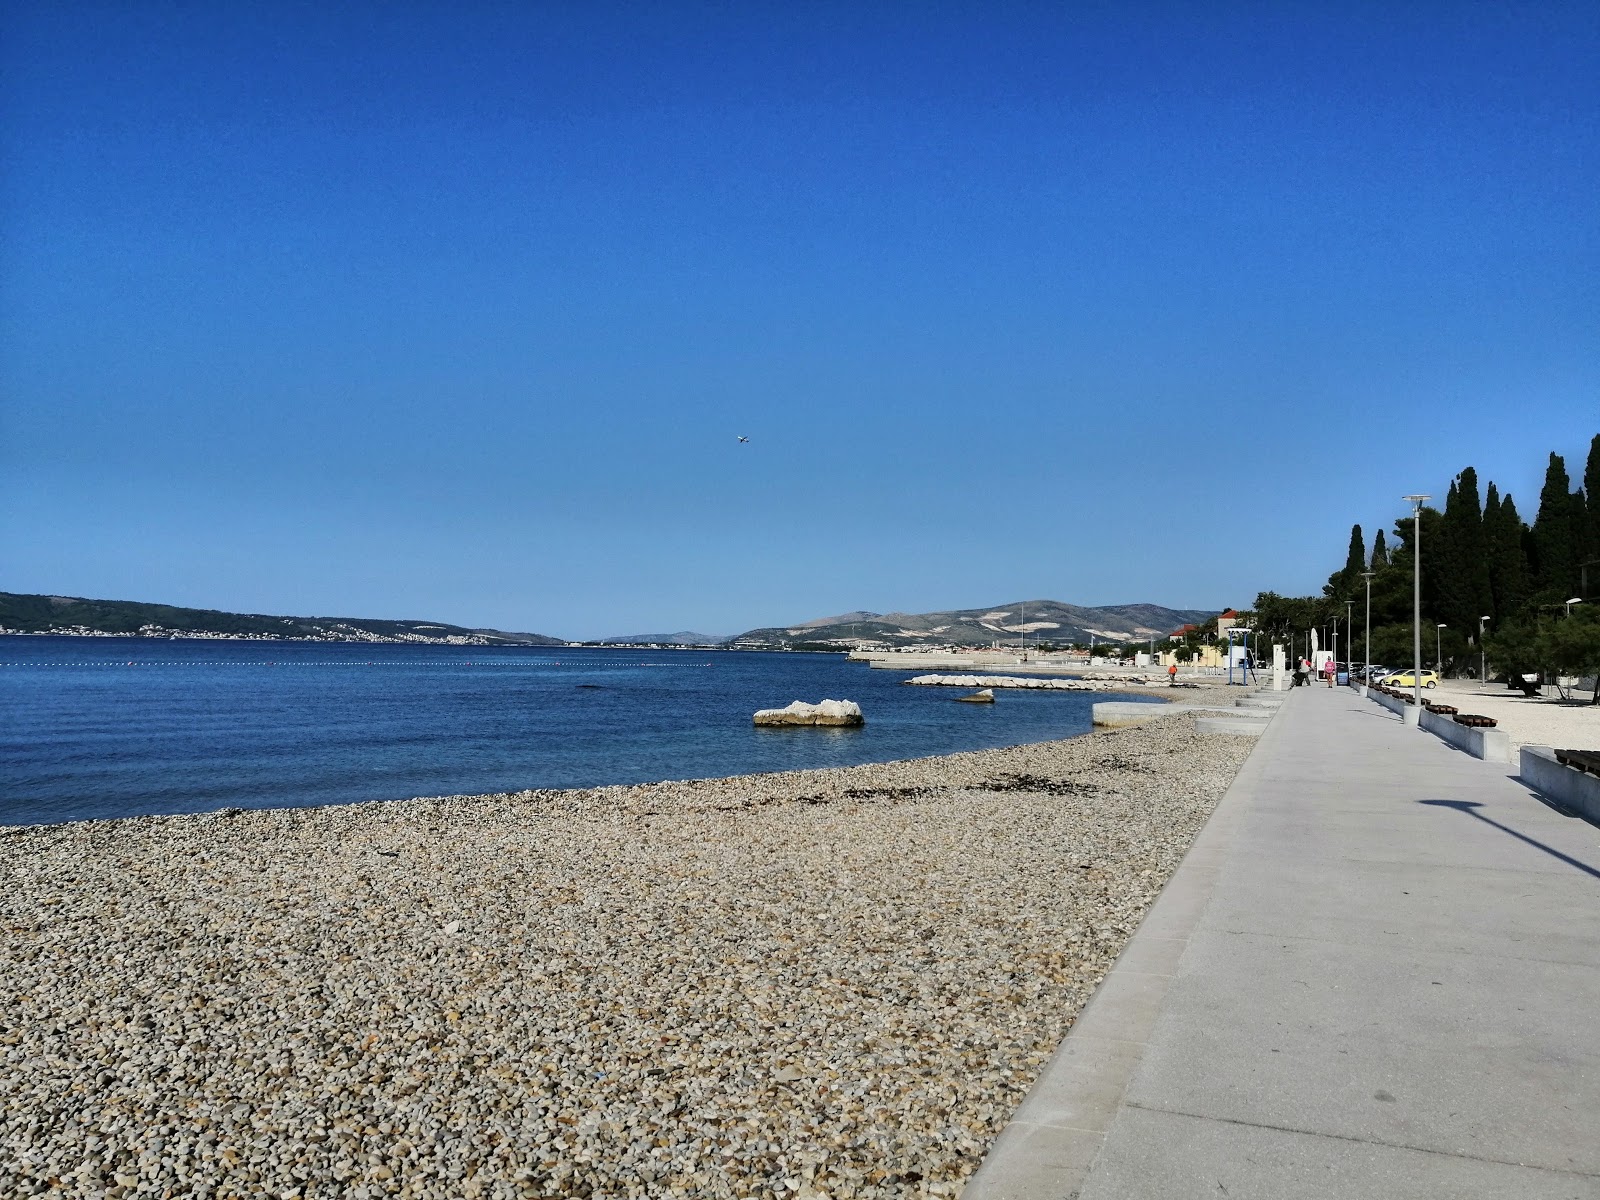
[1383,669,1439,689]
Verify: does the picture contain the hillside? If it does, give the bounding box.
[0,592,563,645]
[731,599,1218,649]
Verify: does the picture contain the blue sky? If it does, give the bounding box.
[3,2,1596,638]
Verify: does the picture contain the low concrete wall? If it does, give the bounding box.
[1365,690,1509,760]
[1520,747,1600,825]
[1419,708,1512,763]
[1370,689,1411,718]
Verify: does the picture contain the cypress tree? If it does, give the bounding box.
[1487,490,1531,621]
[1450,468,1490,631]
[1345,524,1366,579]
[1437,478,1466,632]
[1531,453,1576,599]
[1483,483,1502,618]
[1585,434,1600,597]
[1571,487,1590,597]
[1328,524,1365,599]
[1371,528,1388,568]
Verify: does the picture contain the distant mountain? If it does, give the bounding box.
[730,599,1219,649]
[594,632,732,646]
[0,592,563,645]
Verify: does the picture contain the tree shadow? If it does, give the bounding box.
[1418,799,1600,881]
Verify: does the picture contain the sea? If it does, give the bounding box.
[0,638,1161,827]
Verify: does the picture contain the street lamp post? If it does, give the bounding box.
[1403,495,1431,721]
[1345,600,1354,686]
[1479,615,1491,684]
[1361,571,1375,692]
[1436,623,1446,675]
[1566,597,1584,617]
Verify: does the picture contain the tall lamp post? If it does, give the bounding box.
[1479,615,1491,684]
[1345,600,1355,686]
[1403,494,1431,720]
[1436,623,1446,674]
[1361,571,1375,691]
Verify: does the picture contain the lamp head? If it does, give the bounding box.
[1402,493,1431,513]
[1568,597,1583,605]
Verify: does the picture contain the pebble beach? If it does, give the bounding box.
[2,714,1253,1199]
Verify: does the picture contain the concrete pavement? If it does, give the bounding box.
[966,685,1600,1199]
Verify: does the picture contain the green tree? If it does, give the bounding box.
[1484,486,1531,623]
[1483,621,1542,686]
[1437,468,1491,639]
[1326,524,1366,602]
[1542,605,1600,702]
[1530,452,1578,601]
[1370,527,1388,568]
[1583,434,1600,594]
[1486,605,1600,702]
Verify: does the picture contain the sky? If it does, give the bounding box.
[2,2,1596,639]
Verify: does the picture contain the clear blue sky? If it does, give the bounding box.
[3,2,1596,638]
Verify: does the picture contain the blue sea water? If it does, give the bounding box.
[0,637,1160,826]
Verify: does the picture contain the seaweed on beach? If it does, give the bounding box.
[982,772,1102,797]
[841,784,945,801]
[1093,754,1151,773]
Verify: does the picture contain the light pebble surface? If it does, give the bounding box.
[1430,679,1599,753]
[2,715,1252,1199]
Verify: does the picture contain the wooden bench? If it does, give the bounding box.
[1554,749,1600,776]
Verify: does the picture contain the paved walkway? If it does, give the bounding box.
[966,685,1600,1199]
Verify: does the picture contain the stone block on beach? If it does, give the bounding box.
[752,698,865,726]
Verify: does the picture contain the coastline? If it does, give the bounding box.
[2,714,1254,1198]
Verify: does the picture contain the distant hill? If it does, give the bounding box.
[0,592,563,645]
[731,599,1218,649]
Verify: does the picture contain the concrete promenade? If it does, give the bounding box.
[967,685,1600,1199]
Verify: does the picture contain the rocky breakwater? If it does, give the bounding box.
[752,699,865,727]
[1,714,1252,1199]
[906,673,1192,692]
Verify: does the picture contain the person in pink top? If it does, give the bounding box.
[1324,658,1336,687]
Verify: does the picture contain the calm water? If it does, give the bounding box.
[0,638,1159,826]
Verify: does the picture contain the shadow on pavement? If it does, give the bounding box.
[1420,799,1600,881]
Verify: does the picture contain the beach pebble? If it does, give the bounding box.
[0,715,1250,1197]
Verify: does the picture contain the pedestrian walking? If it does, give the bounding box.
[1167,662,1178,686]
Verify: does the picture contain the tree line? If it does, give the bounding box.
[1247,434,1600,690]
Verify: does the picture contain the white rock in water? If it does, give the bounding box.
[752,699,865,726]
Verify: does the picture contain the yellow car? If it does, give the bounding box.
[1382,670,1439,689]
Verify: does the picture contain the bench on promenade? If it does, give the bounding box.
[1555,748,1600,776]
